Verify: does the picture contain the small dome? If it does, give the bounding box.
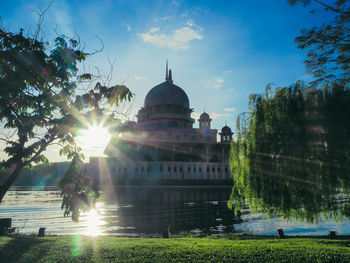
[199,112,210,120]
[144,81,190,108]
[221,125,232,134]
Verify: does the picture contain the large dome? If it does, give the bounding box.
[144,81,190,108]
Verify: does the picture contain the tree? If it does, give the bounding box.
[229,82,350,222]
[0,26,133,220]
[288,0,350,86]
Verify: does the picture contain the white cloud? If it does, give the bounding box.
[139,25,203,50]
[193,111,231,120]
[210,112,232,119]
[149,27,159,33]
[214,78,224,89]
[126,23,131,32]
[154,16,173,22]
[191,111,201,120]
[186,20,203,31]
[205,77,225,89]
[135,76,147,81]
[50,1,74,36]
[172,0,180,6]
[223,70,232,75]
[224,107,236,112]
[216,78,224,83]
[186,20,194,27]
[180,12,188,18]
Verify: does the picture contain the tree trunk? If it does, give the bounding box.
[0,164,24,202]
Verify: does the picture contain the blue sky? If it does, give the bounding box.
[1,0,330,162]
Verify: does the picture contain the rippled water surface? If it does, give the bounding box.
[1,187,349,236]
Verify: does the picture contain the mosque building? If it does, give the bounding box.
[89,63,234,185]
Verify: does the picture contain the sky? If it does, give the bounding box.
[0,0,331,162]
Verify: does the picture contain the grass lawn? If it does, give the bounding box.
[0,235,350,262]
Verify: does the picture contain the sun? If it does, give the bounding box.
[77,124,111,157]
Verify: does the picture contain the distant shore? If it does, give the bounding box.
[1,235,350,262]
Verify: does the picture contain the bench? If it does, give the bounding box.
[329,231,336,238]
[277,228,285,239]
[38,227,46,237]
[0,218,12,236]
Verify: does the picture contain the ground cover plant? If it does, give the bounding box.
[1,235,350,263]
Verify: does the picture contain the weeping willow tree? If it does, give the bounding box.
[229,81,350,223]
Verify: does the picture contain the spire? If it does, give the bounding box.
[165,60,169,81]
[169,69,173,83]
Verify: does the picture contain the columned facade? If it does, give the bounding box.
[90,158,231,181]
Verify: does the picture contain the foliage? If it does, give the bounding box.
[288,0,350,86]
[229,81,350,222]
[59,154,99,221]
[1,236,350,263]
[0,26,133,220]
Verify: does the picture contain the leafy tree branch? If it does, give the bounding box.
[0,23,133,221]
[288,0,350,86]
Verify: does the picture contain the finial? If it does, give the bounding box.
[166,60,169,81]
[169,69,173,83]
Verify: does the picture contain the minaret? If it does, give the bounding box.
[165,60,174,83]
[165,60,169,81]
[169,69,173,83]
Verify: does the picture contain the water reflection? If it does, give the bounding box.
[81,209,106,236]
[101,187,240,236]
[1,187,240,236]
[1,187,350,236]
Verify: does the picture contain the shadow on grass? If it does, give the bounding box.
[0,236,54,263]
[211,234,350,241]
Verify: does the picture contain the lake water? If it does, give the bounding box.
[1,186,349,236]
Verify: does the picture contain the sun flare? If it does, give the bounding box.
[84,209,105,236]
[78,125,110,147]
[77,125,111,159]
